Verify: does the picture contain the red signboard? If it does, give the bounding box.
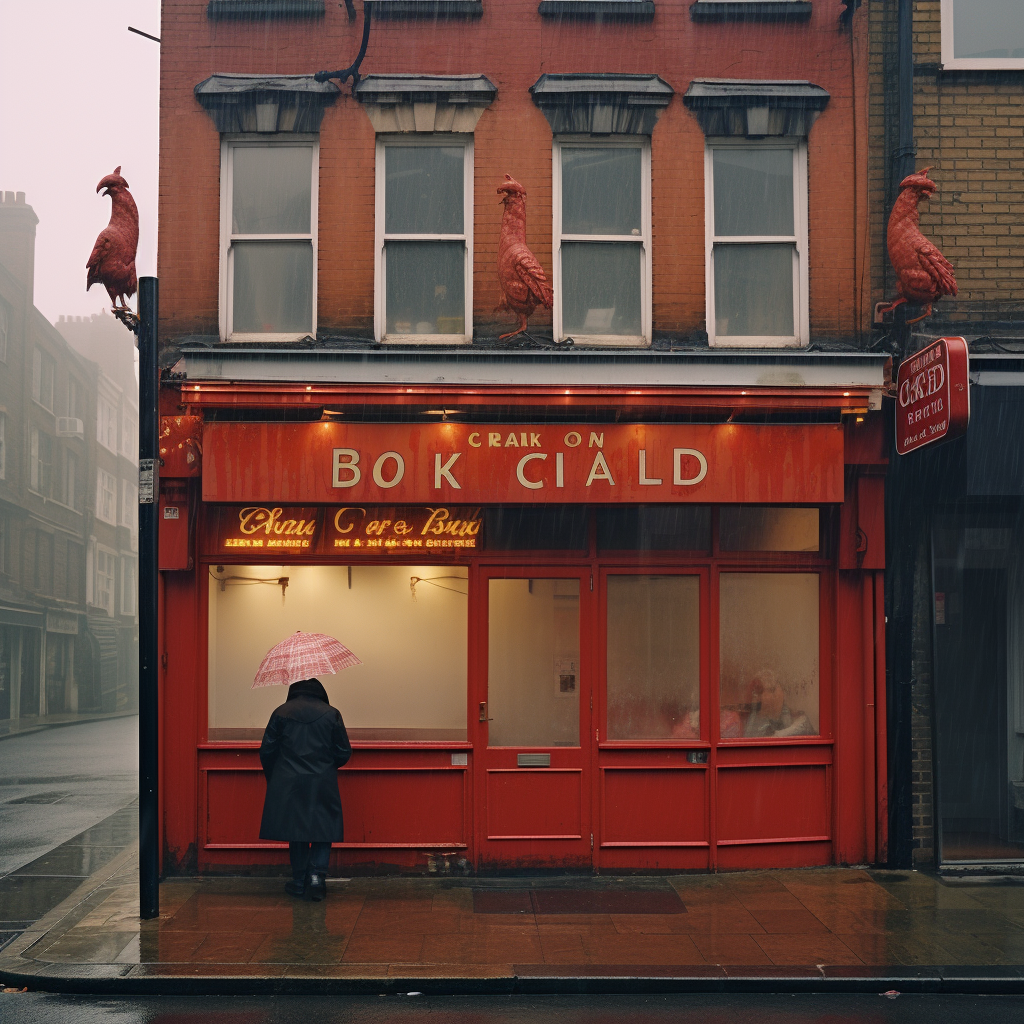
[202,422,844,504]
[896,336,970,456]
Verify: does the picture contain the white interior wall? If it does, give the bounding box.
[208,564,468,731]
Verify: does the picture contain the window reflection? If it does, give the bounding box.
[720,507,819,552]
[607,575,700,740]
[488,578,580,747]
[719,573,819,738]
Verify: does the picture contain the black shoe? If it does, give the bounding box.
[285,879,306,898]
[307,872,326,902]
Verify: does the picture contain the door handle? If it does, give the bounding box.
[479,701,493,723]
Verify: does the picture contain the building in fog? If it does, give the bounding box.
[57,313,140,716]
[0,192,138,730]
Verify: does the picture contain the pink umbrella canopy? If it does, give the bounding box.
[252,631,362,689]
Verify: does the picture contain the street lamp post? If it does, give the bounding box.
[138,276,159,919]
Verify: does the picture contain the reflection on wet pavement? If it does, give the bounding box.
[7,864,1024,978]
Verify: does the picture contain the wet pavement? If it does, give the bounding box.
[3,992,1024,1024]
[0,716,139,875]
[4,849,1024,993]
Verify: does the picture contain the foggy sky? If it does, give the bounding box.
[0,1,159,322]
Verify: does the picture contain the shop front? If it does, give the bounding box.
[159,374,887,876]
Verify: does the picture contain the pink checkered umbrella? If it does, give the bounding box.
[252,631,362,689]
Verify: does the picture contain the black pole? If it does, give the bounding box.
[138,277,160,919]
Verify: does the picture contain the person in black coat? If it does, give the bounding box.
[259,678,351,900]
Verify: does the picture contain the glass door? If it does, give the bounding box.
[475,569,593,870]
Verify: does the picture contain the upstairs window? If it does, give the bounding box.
[705,141,808,347]
[376,138,473,343]
[32,349,54,411]
[0,301,8,363]
[554,140,651,347]
[221,139,317,341]
[941,0,1024,70]
[96,469,117,525]
[97,395,118,453]
[29,427,52,496]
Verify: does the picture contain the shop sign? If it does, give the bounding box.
[215,505,484,553]
[327,506,483,551]
[896,336,970,456]
[203,423,843,505]
[219,506,320,551]
[46,611,79,635]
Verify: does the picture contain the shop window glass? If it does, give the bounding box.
[487,578,580,747]
[597,506,711,552]
[379,140,470,342]
[719,573,819,738]
[606,575,700,740]
[556,141,650,345]
[719,507,819,552]
[484,506,588,550]
[208,564,467,742]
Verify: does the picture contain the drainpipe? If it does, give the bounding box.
[895,0,916,186]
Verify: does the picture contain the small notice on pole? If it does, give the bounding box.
[140,459,156,504]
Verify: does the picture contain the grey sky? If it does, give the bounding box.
[0,1,159,321]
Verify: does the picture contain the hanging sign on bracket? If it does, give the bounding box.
[895,336,970,456]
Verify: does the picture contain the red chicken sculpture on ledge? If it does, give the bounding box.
[496,174,553,343]
[876,167,957,324]
[87,166,139,329]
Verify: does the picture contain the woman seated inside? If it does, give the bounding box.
[742,669,815,738]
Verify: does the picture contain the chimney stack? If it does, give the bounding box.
[0,191,39,302]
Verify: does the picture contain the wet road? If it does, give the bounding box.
[0,717,138,876]
[3,993,1024,1023]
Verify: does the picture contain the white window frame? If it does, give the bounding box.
[94,545,116,617]
[62,448,78,511]
[32,348,54,411]
[96,468,117,525]
[121,411,138,459]
[704,138,809,349]
[941,0,1024,70]
[0,413,6,481]
[30,426,52,496]
[120,557,137,617]
[219,136,319,343]
[374,135,474,345]
[552,136,652,348]
[97,392,118,454]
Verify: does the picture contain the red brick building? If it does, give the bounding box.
[157,0,889,876]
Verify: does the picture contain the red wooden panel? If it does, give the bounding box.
[205,769,269,847]
[716,765,829,844]
[716,840,832,871]
[601,768,707,846]
[203,768,466,848]
[486,769,582,839]
[341,769,466,846]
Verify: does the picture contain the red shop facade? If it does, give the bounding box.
[157,356,888,875]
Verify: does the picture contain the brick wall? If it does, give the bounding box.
[868,0,1024,320]
[159,0,870,344]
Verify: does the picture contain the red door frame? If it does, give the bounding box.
[472,563,595,872]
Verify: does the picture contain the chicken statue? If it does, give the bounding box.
[87,166,139,331]
[877,167,957,324]
[496,174,553,343]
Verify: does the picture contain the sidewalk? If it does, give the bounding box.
[4,846,1024,995]
[0,710,138,741]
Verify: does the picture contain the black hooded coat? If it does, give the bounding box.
[258,679,352,842]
